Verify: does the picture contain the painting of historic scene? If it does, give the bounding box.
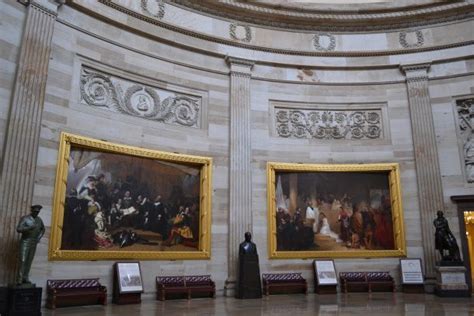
[49,134,211,260]
[274,170,398,254]
[61,146,202,253]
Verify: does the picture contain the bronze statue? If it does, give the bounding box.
[237,232,262,299]
[434,210,461,263]
[239,232,257,255]
[16,205,45,285]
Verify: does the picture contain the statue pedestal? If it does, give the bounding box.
[435,265,470,297]
[237,254,262,299]
[6,286,42,316]
[0,287,8,315]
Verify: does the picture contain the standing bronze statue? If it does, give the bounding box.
[237,232,262,299]
[433,210,461,263]
[16,205,45,285]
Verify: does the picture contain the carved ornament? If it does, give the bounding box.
[229,24,252,43]
[275,108,382,140]
[80,66,201,128]
[399,30,424,48]
[313,33,336,52]
[141,0,165,19]
[456,98,474,183]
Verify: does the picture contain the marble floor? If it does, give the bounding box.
[42,293,474,316]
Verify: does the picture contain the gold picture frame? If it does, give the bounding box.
[267,162,406,259]
[49,132,212,260]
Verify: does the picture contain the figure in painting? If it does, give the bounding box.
[16,205,45,285]
[434,211,462,262]
[319,213,342,242]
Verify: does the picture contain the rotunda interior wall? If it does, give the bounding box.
[0,0,473,295]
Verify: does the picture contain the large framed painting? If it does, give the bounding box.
[267,162,406,259]
[49,132,212,260]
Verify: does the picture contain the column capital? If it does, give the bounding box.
[400,63,431,81]
[225,56,255,77]
[18,0,63,15]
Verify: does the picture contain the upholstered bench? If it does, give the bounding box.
[262,273,307,295]
[46,278,107,309]
[339,272,394,293]
[156,275,215,301]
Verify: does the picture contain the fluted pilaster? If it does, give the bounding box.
[401,63,444,278]
[0,0,60,285]
[224,57,254,296]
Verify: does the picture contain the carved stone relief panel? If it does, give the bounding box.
[275,107,383,140]
[80,66,201,128]
[456,98,474,182]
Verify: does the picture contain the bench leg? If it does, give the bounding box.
[187,290,191,300]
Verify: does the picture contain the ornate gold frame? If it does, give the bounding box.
[267,162,406,259]
[49,132,212,260]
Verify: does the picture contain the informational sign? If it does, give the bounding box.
[400,258,424,284]
[116,262,143,293]
[314,260,338,285]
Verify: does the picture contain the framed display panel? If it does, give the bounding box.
[267,162,406,259]
[49,132,212,260]
[400,258,424,284]
[115,262,143,293]
[314,260,338,285]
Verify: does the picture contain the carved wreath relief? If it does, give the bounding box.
[80,67,201,127]
[275,108,382,140]
[141,0,165,19]
[399,30,424,48]
[313,33,336,51]
[457,98,474,182]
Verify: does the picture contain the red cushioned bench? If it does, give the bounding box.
[339,272,395,293]
[262,273,308,295]
[46,278,107,309]
[156,275,215,301]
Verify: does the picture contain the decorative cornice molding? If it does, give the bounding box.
[88,0,474,58]
[167,0,474,32]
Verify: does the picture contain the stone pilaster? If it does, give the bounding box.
[0,0,60,285]
[401,63,444,278]
[224,57,254,297]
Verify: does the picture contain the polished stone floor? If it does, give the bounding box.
[43,293,474,316]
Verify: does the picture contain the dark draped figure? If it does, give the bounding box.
[434,211,461,263]
[237,232,262,299]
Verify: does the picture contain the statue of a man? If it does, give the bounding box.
[16,205,45,285]
[239,232,257,255]
[434,210,461,262]
[237,232,262,299]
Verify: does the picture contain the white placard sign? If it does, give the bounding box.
[315,260,338,285]
[117,262,143,293]
[400,259,424,284]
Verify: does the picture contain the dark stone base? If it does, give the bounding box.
[315,285,337,294]
[236,254,262,299]
[6,286,42,316]
[435,288,470,297]
[0,287,8,316]
[402,284,425,293]
[437,260,464,267]
[112,292,141,305]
